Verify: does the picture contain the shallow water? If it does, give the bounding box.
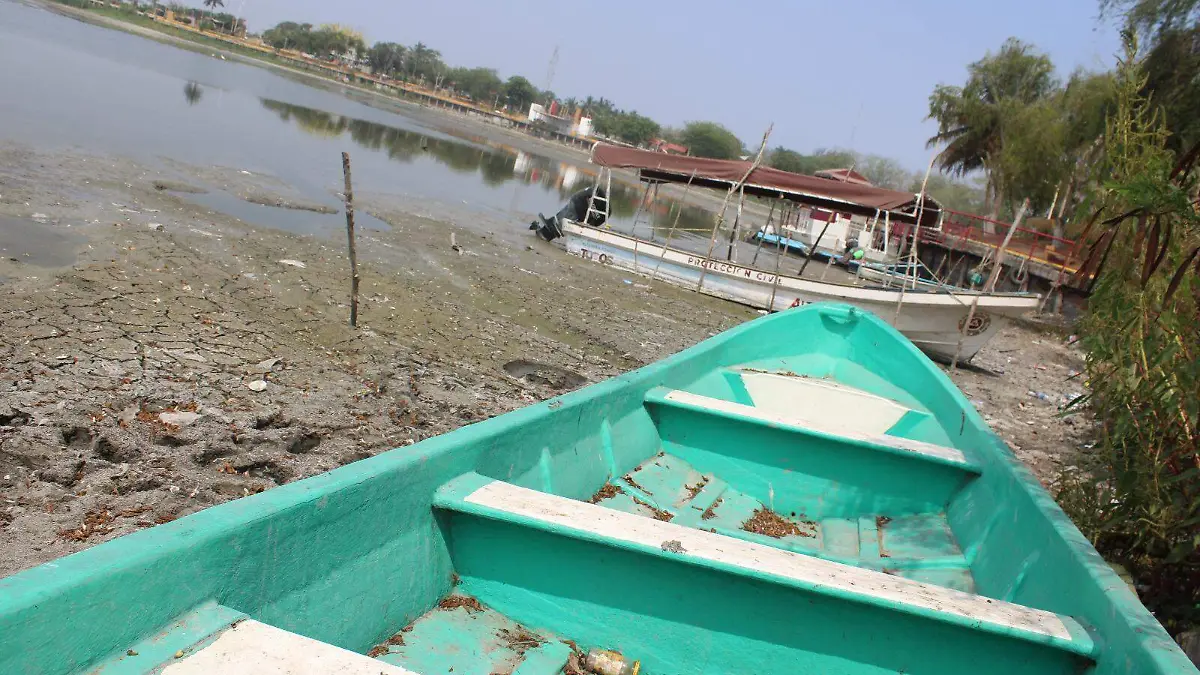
[0,0,718,238]
[0,215,82,269]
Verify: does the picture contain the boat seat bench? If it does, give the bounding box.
[644,387,980,474]
[731,369,928,435]
[435,473,1095,660]
[160,619,422,675]
[99,602,425,675]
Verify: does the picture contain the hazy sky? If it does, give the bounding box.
[226,1,1120,168]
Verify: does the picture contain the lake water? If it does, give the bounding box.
[0,0,719,239]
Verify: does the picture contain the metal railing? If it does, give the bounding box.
[889,209,1084,276]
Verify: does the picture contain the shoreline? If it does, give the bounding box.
[25,0,761,218]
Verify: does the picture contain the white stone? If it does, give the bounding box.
[159,411,202,426]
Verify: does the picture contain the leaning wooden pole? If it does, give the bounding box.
[342,151,360,328]
[892,154,938,325]
[984,198,1029,294]
[768,206,789,310]
[725,185,746,261]
[951,198,1029,369]
[798,218,832,277]
[1038,235,1085,314]
[696,124,772,290]
[650,171,697,283]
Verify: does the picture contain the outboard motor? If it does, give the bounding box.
[529,186,608,241]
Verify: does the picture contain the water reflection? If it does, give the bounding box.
[258,98,719,236]
[183,81,203,106]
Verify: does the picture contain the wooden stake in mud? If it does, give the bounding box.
[951,198,1029,369]
[341,151,360,328]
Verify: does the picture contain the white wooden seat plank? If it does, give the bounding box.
[652,388,975,470]
[461,480,1084,650]
[161,619,421,675]
[738,371,913,434]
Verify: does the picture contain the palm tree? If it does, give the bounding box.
[200,0,223,31]
[926,38,1057,220]
[407,42,442,83]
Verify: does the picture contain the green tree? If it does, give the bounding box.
[767,148,809,173]
[367,42,405,77]
[504,75,538,112]
[592,110,661,145]
[1100,0,1199,31]
[202,0,222,8]
[767,147,857,175]
[1141,24,1200,155]
[448,67,502,102]
[406,42,443,82]
[613,112,660,146]
[680,121,742,159]
[926,38,1059,218]
[858,155,910,190]
[1101,1,1200,156]
[1058,30,1200,640]
[912,174,988,213]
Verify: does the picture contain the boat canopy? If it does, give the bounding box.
[590,143,943,227]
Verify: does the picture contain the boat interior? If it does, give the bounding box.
[2,305,1185,675]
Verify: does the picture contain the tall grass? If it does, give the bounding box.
[1057,31,1200,638]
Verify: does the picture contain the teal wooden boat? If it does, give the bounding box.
[1,304,1192,675]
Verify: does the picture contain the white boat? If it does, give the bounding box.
[562,221,1038,362]
[538,143,1040,363]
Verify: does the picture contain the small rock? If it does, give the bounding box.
[246,380,268,392]
[660,540,686,554]
[31,213,48,222]
[148,223,165,232]
[277,259,306,269]
[253,358,281,373]
[159,411,202,427]
[117,404,140,425]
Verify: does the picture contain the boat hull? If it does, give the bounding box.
[0,305,1191,675]
[564,222,1038,362]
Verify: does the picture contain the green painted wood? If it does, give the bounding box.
[434,473,1094,661]
[510,640,572,675]
[92,602,245,675]
[440,503,1090,675]
[0,303,1191,675]
[644,389,979,520]
[377,597,557,675]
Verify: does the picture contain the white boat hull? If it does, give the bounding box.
[562,222,1039,362]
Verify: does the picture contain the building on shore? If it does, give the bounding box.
[528,103,593,138]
